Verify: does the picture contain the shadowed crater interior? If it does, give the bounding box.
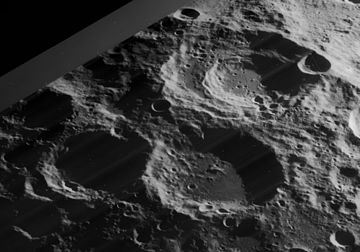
[245,31,309,59]
[117,72,160,113]
[13,199,61,237]
[244,31,319,95]
[180,8,200,19]
[4,142,49,169]
[185,127,285,205]
[304,52,331,72]
[233,217,262,237]
[83,56,119,83]
[334,230,356,246]
[339,167,358,178]
[20,89,73,128]
[55,131,151,195]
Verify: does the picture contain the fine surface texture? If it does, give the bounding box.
[1,0,360,251]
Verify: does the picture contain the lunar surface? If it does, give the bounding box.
[1,0,360,251]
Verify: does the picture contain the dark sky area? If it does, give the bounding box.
[0,0,189,112]
[0,1,132,76]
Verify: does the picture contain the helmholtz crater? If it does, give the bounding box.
[145,126,285,214]
[182,125,285,205]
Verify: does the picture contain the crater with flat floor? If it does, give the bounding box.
[189,128,285,205]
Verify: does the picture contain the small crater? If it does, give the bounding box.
[187,184,197,190]
[304,52,331,72]
[206,167,224,175]
[151,99,171,113]
[157,220,172,231]
[269,103,279,109]
[277,199,286,207]
[174,29,184,36]
[116,72,165,119]
[107,46,125,61]
[199,204,214,212]
[331,230,356,247]
[349,0,360,3]
[217,208,230,214]
[253,96,264,104]
[159,17,181,32]
[259,105,267,112]
[223,217,237,228]
[180,8,200,19]
[55,131,151,195]
[107,46,122,55]
[339,167,358,178]
[344,201,357,211]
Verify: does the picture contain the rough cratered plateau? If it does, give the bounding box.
[1,0,360,251]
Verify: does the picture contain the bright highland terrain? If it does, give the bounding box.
[1,0,360,251]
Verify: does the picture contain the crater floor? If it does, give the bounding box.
[1,0,360,251]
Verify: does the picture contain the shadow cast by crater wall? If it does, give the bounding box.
[244,31,322,96]
[56,131,151,196]
[181,126,285,205]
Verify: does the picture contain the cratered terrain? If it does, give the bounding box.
[1,0,360,251]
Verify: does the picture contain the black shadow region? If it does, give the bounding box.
[55,131,151,196]
[180,8,201,19]
[83,56,120,87]
[304,51,331,72]
[19,89,74,128]
[4,142,49,169]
